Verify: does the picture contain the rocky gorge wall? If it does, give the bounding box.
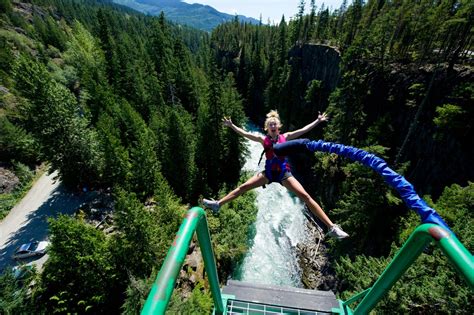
[289,44,342,91]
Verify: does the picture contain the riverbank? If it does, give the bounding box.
[297,218,339,292]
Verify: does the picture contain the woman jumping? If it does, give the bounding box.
[203,110,349,239]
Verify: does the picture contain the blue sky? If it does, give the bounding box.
[183,0,344,24]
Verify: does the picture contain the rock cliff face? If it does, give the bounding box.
[297,222,337,291]
[359,64,473,198]
[289,44,341,91]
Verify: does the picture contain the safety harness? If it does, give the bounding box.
[258,135,290,183]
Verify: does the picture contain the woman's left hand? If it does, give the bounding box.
[318,111,329,122]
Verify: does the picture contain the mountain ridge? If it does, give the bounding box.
[112,0,260,31]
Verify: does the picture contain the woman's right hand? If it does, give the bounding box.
[222,116,233,127]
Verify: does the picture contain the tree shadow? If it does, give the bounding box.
[0,183,98,271]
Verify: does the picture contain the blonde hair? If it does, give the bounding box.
[264,110,282,131]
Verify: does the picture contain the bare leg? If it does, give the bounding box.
[218,172,268,206]
[281,176,334,228]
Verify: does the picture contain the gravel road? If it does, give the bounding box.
[0,170,87,272]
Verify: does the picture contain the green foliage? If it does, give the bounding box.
[0,116,39,164]
[336,182,474,313]
[111,189,158,279]
[128,126,160,199]
[13,161,34,187]
[37,83,104,186]
[12,54,49,100]
[0,0,12,14]
[64,21,106,82]
[324,72,368,144]
[96,111,131,186]
[121,275,154,314]
[150,105,197,201]
[1,0,472,313]
[0,28,36,58]
[63,20,108,116]
[337,243,474,313]
[37,215,118,313]
[0,267,34,314]
[149,18,173,100]
[167,281,213,314]
[173,39,200,113]
[152,179,187,262]
[0,35,14,76]
[32,15,67,51]
[304,79,322,103]
[325,146,404,256]
[218,73,247,186]
[433,103,465,129]
[425,183,474,252]
[195,68,246,196]
[0,193,16,220]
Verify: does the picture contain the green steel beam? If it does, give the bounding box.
[195,210,225,313]
[346,224,474,315]
[141,207,224,315]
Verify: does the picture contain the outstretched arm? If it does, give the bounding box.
[284,112,329,140]
[223,117,264,144]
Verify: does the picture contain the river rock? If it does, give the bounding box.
[0,167,20,194]
[297,220,337,291]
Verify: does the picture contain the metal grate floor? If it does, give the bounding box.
[226,299,330,315]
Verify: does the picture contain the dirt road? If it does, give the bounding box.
[0,170,87,271]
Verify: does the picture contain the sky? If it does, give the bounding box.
[183,0,344,24]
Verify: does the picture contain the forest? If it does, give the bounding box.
[0,0,472,313]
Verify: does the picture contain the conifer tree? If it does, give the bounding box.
[218,73,246,186]
[173,39,199,113]
[195,65,223,195]
[0,116,39,164]
[97,9,119,88]
[38,215,116,313]
[119,101,161,199]
[159,105,198,201]
[96,111,131,187]
[14,55,104,187]
[63,21,108,119]
[111,189,158,279]
[276,16,288,68]
[149,15,174,103]
[344,0,363,47]
[290,0,306,44]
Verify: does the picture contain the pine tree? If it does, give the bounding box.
[63,21,108,120]
[97,9,119,87]
[111,189,158,279]
[119,102,161,199]
[96,111,131,187]
[219,73,246,186]
[0,116,39,164]
[14,55,104,187]
[195,65,223,195]
[173,39,199,113]
[38,215,117,313]
[160,105,198,201]
[149,15,174,103]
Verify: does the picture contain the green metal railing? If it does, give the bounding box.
[141,208,473,315]
[339,224,474,315]
[141,207,224,315]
